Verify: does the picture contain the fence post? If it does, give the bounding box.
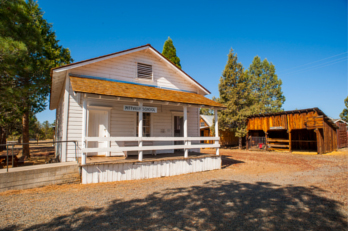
[6,146,8,172]
[12,144,14,167]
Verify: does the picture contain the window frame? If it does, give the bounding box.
[136,62,154,82]
[136,112,151,137]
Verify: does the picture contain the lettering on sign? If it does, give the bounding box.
[270,126,285,130]
[124,105,157,113]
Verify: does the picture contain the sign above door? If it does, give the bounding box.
[124,105,157,113]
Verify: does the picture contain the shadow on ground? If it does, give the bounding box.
[6,180,347,231]
[221,156,244,169]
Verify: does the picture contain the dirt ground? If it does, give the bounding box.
[0,148,347,230]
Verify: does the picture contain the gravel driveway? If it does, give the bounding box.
[1,149,347,230]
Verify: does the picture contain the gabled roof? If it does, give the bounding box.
[200,115,214,127]
[51,44,210,92]
[70,76,225,108]
[330,118,348,124]
[50,44,213,110]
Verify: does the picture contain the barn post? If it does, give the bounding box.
[315,128,323,154]
[288,130,292,152]
[183,105,188,158]
[138,100,143,161]
[265,132,268,151]
[214,108,219,155]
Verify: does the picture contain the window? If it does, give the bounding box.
[200,122,206,127]
[137,63,153,80]
[136,113,151,137]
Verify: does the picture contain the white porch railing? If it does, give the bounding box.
[80,136,220,165]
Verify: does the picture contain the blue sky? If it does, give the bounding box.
[36,0,347,123]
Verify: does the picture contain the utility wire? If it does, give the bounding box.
[281,58,347,76]
[279,51,347,73]
[281,56,347,75]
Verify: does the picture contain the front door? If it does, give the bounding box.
[88,110,109,155]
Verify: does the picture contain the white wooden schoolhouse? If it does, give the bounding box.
[50,44,226,184]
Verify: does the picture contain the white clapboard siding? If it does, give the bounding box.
[71,50,200,94]
[66,84,82,161]
[55,84,66,158]
[82,156,221,184]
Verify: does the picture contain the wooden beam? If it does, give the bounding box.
[85,136,220,142]
[82,143,220,153]
[138,101,143,161]
[266,138,290,143]
[268,144,290,148]
[81,97,87,165]
[288,130,292,152]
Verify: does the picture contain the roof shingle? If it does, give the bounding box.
[70,76,225,108]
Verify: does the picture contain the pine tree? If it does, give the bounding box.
[162,37,181,69]
[218,49,253,149]
[0,0,73,156]
[200,108,213,115]
[248,56,285,114]
[340,96,348,122]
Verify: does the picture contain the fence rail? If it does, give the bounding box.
[85,136,220,142]
[0,141,78,172]
[81,136,220,164]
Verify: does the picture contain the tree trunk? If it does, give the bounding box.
[239,137,242,150]
[0,126,6,152]
[22,110,30,158]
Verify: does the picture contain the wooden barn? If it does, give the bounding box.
[246,108,338,154]
[332,119,348,148]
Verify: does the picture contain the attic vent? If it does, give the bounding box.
[137,63,152,79]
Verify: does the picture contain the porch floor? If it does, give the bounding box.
[78,151,217,166]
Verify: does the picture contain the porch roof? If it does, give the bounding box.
[70,76,226,108]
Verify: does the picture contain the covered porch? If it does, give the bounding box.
[71,76,226,165]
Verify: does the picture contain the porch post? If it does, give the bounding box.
[214,108,219,155]
[81,96,87,165]
[138,101,143,161]
[183,105,188,158]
